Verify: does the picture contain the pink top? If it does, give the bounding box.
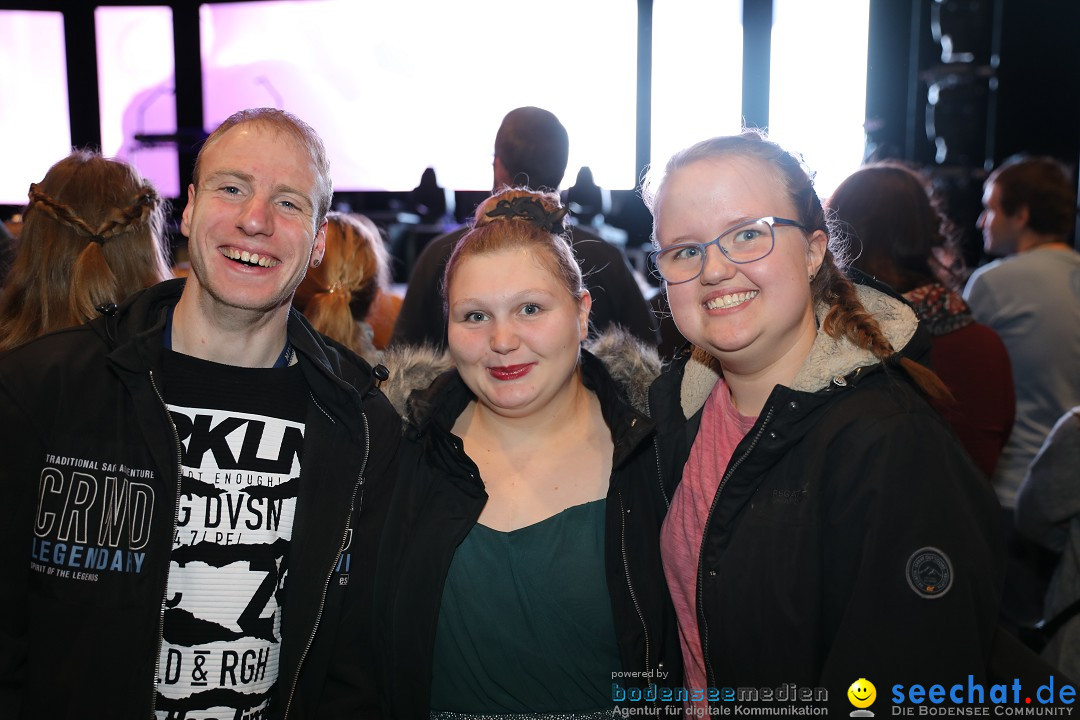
[660,379,756,705]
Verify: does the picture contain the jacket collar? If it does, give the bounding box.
[384,329,661,462]
[678,284,921,419]
[92,278,371,431]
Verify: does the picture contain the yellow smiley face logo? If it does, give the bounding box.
[848,678,876,709]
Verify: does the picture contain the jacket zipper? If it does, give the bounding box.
[697,405,774,690]
[148,369,185,718]
[654,439,670,509]
[281,404,370,720]
[618,489,651,681]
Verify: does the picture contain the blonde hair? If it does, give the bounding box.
[442,187,584,320]
[0,150,170,351]
[296,212,389,359]
[643,131,949,401]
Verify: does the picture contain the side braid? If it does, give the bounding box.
[784,145,953,403]
[817,253,895,359]
[815,252,952,402]
[27,183,159,242]
[0,151,169,351]
[27,184,100,238]
[93,187,160,240]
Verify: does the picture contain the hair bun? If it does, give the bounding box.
[481,194,568,233]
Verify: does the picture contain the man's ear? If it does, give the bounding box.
[180,184,196,237]
[311,218,327,268]
[1014,205,1031,229]
[492,155,511,191]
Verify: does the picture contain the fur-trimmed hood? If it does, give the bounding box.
[677,284,919,419]
[381,327,661,422]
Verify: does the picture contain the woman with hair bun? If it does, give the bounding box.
[642,132,1004,711]
[0,150,170,351]
[375,187,680,718]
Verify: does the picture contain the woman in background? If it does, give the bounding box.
[376,187,679,718]
[643,132,1003,710]
[293,211,398,363]
[826,161,1015,477]
[0,150,170,351]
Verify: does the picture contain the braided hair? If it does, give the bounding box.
[0,150,170,350]
[642,131,948,400]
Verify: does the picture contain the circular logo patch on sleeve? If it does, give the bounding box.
[906,547,953,599]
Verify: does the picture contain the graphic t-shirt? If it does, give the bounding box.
[155,349,307,720]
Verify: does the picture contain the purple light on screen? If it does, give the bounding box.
[96,6,180,198]
[0,11,71,206]
[199,0,637,191]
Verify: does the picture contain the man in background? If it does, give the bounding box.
[964,154,1080,634]
[391,106,657,349]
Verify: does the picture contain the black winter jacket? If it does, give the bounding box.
[374,335,682,719]
[649,286,1005,711]
[0,279,399,719]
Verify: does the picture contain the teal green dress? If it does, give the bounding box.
[430,498,620,716]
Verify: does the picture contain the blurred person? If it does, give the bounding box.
[643,132,1004,712]
[964,155,1080,636]
[963,155,1080,510]
[1015,406,1080,683]
[353,213,404,349]
[0,215,16,286]
[410,166,449,225]
[375,188,680,718]
[294,210,397,364]
[0,108,399,718]
[0,150,171,351]
[391,106,656,350]
[826,161,1015,478]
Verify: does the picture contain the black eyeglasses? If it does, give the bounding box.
[649,216,808,285]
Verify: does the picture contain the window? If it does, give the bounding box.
[768,0,870,196]
[96,6,179,198]
[200,0,638,190]
[651,0,744,173]
[0,11,70,205]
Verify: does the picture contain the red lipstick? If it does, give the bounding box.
[488,363,534,380]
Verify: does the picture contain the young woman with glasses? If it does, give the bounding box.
[641,131,1005,710]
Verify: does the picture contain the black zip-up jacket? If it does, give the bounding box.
[649,286,1006,712]
[0,279,399,719]
[373,336,682,719]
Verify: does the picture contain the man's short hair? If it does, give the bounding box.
[193,108,333,227]
[494,107,570,191]
[987,155,1076,237]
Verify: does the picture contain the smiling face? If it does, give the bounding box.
[180,122,326,323]
[653,155,825,376]
[447,247,590,419]
[847,678,877,708]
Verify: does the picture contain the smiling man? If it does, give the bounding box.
[0,108,399,719]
